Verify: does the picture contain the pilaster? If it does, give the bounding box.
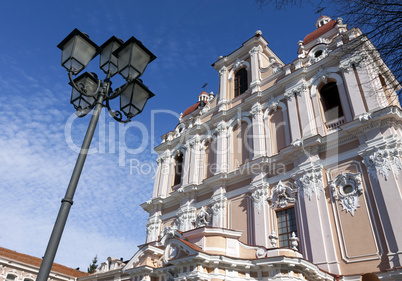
[284,86,302,142]
[361,143,402,267]
[250,102,265,159]
[249,45,262,94]
[210,190,227,228]
[340,64,367,117]
[218,66,228,109]
[293,165,340,274]
[216,121,229,174]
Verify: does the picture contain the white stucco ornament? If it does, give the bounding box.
[249,185,268,213]
[330,172,363,216]
[145,214,161,242]
[176,202,196,231]
[268,181,297,209]
[294,167,324,200]
[363,147,402,180]
[195,206,212,227]
[210,193,227,226]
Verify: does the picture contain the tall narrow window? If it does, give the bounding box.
[173,153,183,186]
[276,207,297,248]
[234,68,248,97]
[320,82,344,122]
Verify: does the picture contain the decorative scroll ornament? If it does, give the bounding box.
[216,121,228,136]
[210,193,227,226]
[284,82,306,101]
[176,202,196,232]
[268,181,297,209]
[339,51,368,73]
[199,103,210,115]
[294,166,324,200]
[228,58,250,81]
[316,66,331,84]
[195,206,212,227]
[249,184,268,213]
[156,152,170,164]
[329,172,363,216]
[250,102,263,118]
[267,97,280,112]
[145,214,161,242]
[363,147,402,180]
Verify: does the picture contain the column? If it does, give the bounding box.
[182,143,191,185]
[216,121,228,174]
[218,66,228,109]
[251,102,265,159]
[159,154,173,197]
[340,66,367,117]
[249,45,262,94]
[249,180,269,247]
[210,187,227,228]
[153,157,162,198]
[189,137,202,185]
[284,90,301,142]
[296,87,317,138]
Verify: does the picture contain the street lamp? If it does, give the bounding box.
[36,29,156,281]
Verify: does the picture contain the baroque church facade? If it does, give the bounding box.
[80,16,402,280]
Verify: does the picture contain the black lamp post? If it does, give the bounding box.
[36,29,156,281]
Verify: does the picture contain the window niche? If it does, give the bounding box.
[319,82,345,130]
[234,68,248,98]
[276,207,298,249]
[172,152,184,187]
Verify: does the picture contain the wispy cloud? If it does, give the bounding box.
[0,64,155,269]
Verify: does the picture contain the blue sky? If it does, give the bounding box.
[0,0,329,271]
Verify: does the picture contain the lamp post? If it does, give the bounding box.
[36,29,156,281]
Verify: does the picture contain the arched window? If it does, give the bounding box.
[234,68,248,97]
[320,82,345,131]
[173,152,183,186]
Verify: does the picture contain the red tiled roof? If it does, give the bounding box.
[182,102,200,117]
[303,19,337,45]
[0,247,89,278]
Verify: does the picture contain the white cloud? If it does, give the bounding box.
[0,65,155,270]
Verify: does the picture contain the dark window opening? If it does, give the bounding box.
[234,68,248,97]
[314,50,323,58]
[320,82,344,121]
[173,153,183,186]
[277,207,297,248]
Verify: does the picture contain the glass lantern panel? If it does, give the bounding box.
[132,83,151,112]
[127,106,140,117]
[80,76,98,96]
[120,66,140,80]
[100,41,119,76]
[73,38,97,71]
[117,45,131,72]
[120,84,134,112]
[130,44,152,74]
